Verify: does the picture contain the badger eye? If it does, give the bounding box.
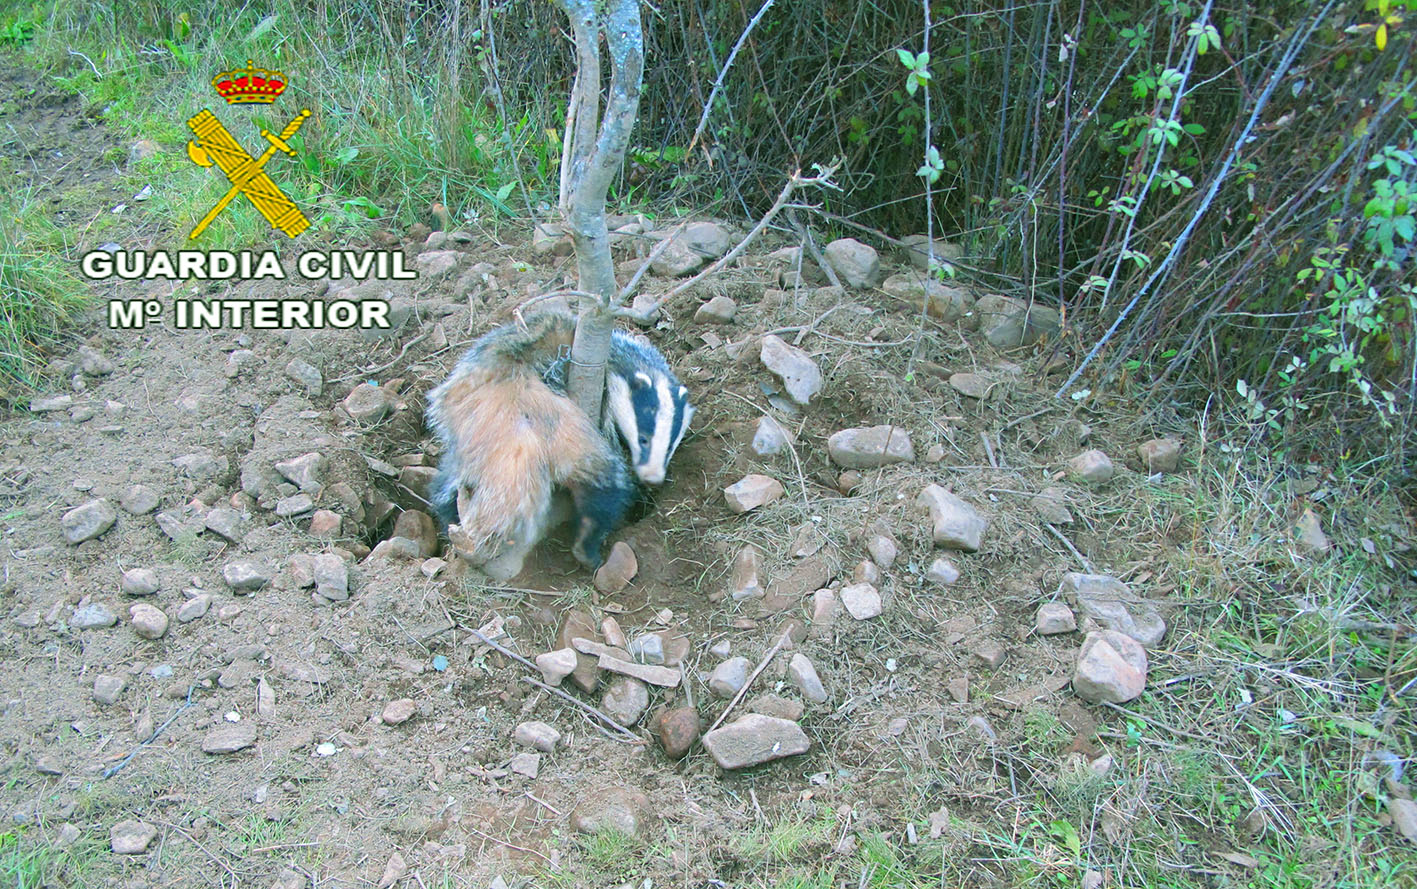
[638,434,650,448]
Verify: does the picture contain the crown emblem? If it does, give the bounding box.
[211,59,286,104]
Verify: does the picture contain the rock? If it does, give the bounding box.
[558,609,601,694]
[121,568,160,596]
[177,595,210,623]
[828,425,915,468]
[600,677,650,726]
[532,222,572,256]
[1068,449,1114,485]
[308,510,341,539]
[657,708,700,759]
[709,656,751,699]
[55,822,81,848]
[72,602,118,629]
[900,234,963,270]
[415,250,461,278]
[650,222,731,276]
[973,293,1061,348]
[275,453,326,492]
[837,471,862,494]
[730,545,764,600]
[1137,438,1181,473]
[759,335,823,405]
[918,485,986,551]
[972,639,1007,668]
[1072,630,1148,704]
[313,554,350,602]
[391,510,437,557]
[628,633,664,666]
[377,852,408,889]
[748,694,805,721]
[120,485,160,515]
[881,273,972,322]
[128,139,161,165]
[810,589,839,631]
[513,721,561,753]
[420,557,447,578]
[751,416,794,456]
[927,557,961,585]
[594,541,638,593]
[154,505,203,541]
[275,494,315,517]
[285,358,323,396]
[93,674,126,705]
[223,560,272,592]
[946,676,969,703]
[1064,573,1166,647]
[865,534,898,568]
[342,384,396,423]
[695,295,737,324]
[570,787,652,836]
[967,715,998,744]
[202,722,257,754]
[949,373,990,399]
[840,583,882,620]
[509,751,540,778]
[787,653,828,703]
[381,698,417,726]
[1294,509,1330,554]
[724,474,784,513]
[110,819,157,854]
[77,345,114,376]
[61,499,116,544]
[535,648,579,686]
[172,451,228,480]
[701,715,811,769]
[1390,798,1417,844]
[822,238,881,288]
[854,560,880,584]
[598,654,680,687]
[204,507,245,541]
[288,554,316,588]
[130,603,169,640]
[1032,487,1073,525]
[1036,603,1077,635]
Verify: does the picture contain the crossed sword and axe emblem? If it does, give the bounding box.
[185,108,312,240]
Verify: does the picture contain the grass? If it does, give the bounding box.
[0,826,103,888]
[0,187,87,394]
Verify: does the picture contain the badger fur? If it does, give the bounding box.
[425,310,693,580]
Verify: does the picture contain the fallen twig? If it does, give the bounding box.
[707,629,790,733]
[103,688,195,779]
[1043,523,1095,573]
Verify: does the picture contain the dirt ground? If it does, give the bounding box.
[1,61,1348,889]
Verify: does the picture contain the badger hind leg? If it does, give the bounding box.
[568,465,638,569]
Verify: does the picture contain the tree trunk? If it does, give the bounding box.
[552,0,643,422]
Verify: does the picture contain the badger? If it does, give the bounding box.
[425,310,693,580]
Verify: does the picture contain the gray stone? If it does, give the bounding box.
[900,234,963,270]
[709,656,751,699]
[177,595,210,623]
[593,541,638,593]
[172,451,228,480]
[881,273,972,322]
[120,485,160,515]
[628,633,664,666]
[509,751,540,778]
[274,453,326,492]
[972,639,1007,668]
[695,295,737,324]
[1073,630,1148,704]
[597,654,680,687]
[701,714,811,769]
[759,335,823,405]
[828,425,915,468]
[1294,509,1330,554]
[600,676,650,726]
[201,722,257,754]
[724,474,784,513]
[121,568,160,596]
[513,721,561,753]
[391,510,438,557]
[927,557,961,585]
[129,603,169,639]
[1064,573,1166,647]
[274,494,315,517]
[1068,450,1114,485]
[532,222,572,257]
[78,346,115,376]
[313,554,349,602]
[787,652,827,703]
[822,237,881,288]
[1137,438,1181,473]
[974,293,1061,348]
[342,384,396,423]
[285,358,323,396]
[204,507,244,542]
[730,545,765,600]
[748,694,804,721]
[222,560,272,592]
[154,505,203,541]
[810,589,839,630]
[72,602,117,629]
[1036,603,1077,635]
[535,648,578,686]
[840,583,882,620]
[110,819,157,854]
[854,559,880,584]
[415,249,462,278]
[381,698,416,725]
[92,674,126,705]
[1032,487,1073,525]
[61,499,116,544]
[865,534,898,568]
[30,394,73,412]
[751,415,793,456]
[949,373,990,399]
[570,787,652,836]
[918,485,986,551]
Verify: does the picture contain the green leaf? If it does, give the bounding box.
[495,182,515,202]
[896,48,916,68]
[906,77,918,96]
[1183,122,1205,135]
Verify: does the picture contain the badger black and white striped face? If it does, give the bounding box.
[606,368,693,485]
